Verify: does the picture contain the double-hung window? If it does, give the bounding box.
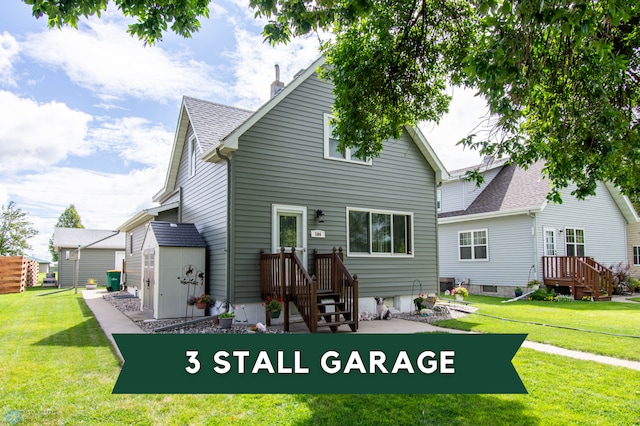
[188,135,197,178]
[565,228,585,256]
[633,246,640,266]
[458,229,488,260]
[347,208,413,256]
[324,114,371,165]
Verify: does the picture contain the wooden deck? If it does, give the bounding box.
[542,256,612,300]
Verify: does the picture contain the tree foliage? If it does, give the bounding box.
[49,204,84,262]
[23,0,640,200]
[0,202,38,257]
[22,0,210,44]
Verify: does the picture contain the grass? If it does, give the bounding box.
[1,288,639,425]
[436,294,640,361]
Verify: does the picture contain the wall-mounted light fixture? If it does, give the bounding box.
[315,209,325,223]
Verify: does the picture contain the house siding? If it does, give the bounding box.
[124,223,146,295]
[628,222,640,278]
[439,214,536,292]
[535,182,628,268]
[173,125,228,301]
[231,73,438,304]
[57,248,122,288]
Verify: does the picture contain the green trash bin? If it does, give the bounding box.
[105,270,121,292]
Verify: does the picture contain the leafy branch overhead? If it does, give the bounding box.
[23,0,640,201]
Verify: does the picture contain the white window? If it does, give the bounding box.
[324,114,371,165]
[347,208,413,256]
[188,135,197,177]
[458,229,488,261]
[565,228,585,256]
[437,189,442,212]
[634,246,640,265]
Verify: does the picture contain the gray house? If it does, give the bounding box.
[51,228,126,288]
[123,57,448,328]
[438,159,638,299]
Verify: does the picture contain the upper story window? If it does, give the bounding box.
[347,207,413,257]
[188,135,198,177]
[324,114,372,165]
[565,228,585,256]
[458,229,488,261]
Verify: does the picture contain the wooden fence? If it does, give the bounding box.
[0,256,38,294]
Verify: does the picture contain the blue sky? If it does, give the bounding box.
[1,1,487,261]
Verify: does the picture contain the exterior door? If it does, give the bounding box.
[544,228,557,256]
[143,249,155,313]
[272,205,307,268]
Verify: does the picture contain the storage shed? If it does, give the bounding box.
[141,222,207,319]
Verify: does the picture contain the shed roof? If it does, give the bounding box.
[148,222,206,247]
[52,228,125,250]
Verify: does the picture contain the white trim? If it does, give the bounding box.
[564,227,586,257]
[346,207,415,258]
[323,113,372,165]
[439,207,541,224]
[457,228,489,261]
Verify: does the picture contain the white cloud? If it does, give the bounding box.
[226,29,324,109]
[88,116,173,168]
[420,87,491,171]
[20,18,225,104]
[0,31,19,86]
[0,91,93,173]
[4,165,166,260]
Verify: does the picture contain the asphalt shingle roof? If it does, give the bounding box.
[439,161,550,218]
[148,222,206,247]
[182,97,253,151]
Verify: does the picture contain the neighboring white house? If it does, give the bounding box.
[438,159,638,298]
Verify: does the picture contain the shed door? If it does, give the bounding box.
[272,205,307,268]
[143,249,155,312]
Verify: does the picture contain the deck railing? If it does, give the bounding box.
[542,256,612,299]
[314,247,359,331]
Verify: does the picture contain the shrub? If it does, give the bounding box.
[610,262,631,295]
[554,294,574,302]
[528,287,556,301]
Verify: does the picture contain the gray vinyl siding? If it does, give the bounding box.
[56,248,121,288]
[535,182,628,268]
[231,73,438,303]
[123,223,146,292]
[439,214,536,287]
[173,125,228,301]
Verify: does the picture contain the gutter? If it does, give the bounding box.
[216,148,232,307]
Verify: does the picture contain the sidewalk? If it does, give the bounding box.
[82,290,640,371]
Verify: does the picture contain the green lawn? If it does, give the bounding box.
[1,289,639,425]
[435,295,640,361]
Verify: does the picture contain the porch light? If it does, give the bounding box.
[315,209,325,223]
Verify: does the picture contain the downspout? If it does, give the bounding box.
[178,186,183,222]
[217,148,232,306]
[527,210,538,280]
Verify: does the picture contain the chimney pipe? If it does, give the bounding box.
[270,64,285,98]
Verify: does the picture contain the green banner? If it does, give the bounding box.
[112,333,527,394]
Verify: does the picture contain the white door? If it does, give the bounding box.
[544,228,557,256]
[272,204,307,268]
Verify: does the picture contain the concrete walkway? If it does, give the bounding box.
[82,290,640,371]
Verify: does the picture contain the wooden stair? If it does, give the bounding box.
[316,289,356,333]
[542,256,613,300]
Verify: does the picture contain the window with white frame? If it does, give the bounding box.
[324,114,371,165]
[347,208,413,256]
[633,246,640,265]
[565,228,585,256]
[188,135,197,177]
[437,189,442,212]
[458,229,488,260]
